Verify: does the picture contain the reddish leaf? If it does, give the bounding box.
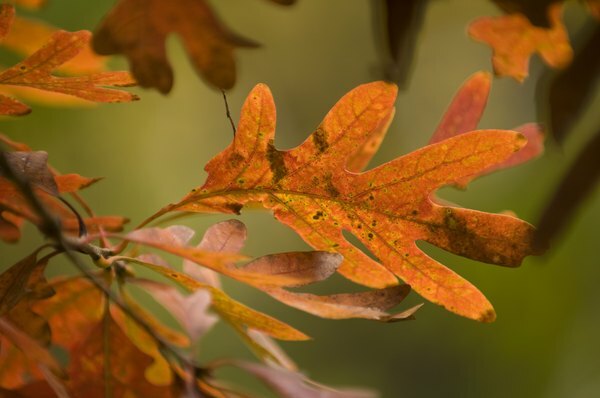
[134,278,218,344]
[93,0,259,93]
[468,3,572,81]
[54,174,102,193]
[429,72,545,187]
[121,256,309,341]
[183,219,247,287]
[169,82,542,321]
[223,361,376,398]
[263,285,416,321]
[0,210,23,243]
[241,251,342,288]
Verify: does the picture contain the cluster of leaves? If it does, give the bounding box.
[375,0,599,248]
[2,0,587,396]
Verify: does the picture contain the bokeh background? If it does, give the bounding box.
[1,0,599,397]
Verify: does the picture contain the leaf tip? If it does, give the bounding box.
[478,308,496,323]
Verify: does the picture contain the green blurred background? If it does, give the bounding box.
[2,0,599,397]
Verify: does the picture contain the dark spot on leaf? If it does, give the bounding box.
[226,203,243,215]
[312,128,329,153]
[312,211,324,220]
[411,210,418,216]
[266,141,287,183]
[324,173,339,197]
[368,233,374,240]
[371,220,377,227]
[229,152,245,168]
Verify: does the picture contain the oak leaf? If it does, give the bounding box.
[166,81,542,322]
[93,0,259,93]
[468,3,572,81]
[0,4,138,116]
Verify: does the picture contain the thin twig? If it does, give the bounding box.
[0,146,199,374]
[221,89,237,135]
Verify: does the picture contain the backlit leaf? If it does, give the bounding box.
[133,278,217,344]
[122,256,309,341]
[222,361,376,398]
[183,219,247,288]
[168,82,542,321]
[468,3,572,81]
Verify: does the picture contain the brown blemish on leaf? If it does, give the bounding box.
[266,141,287,184]
[312,128,329,153]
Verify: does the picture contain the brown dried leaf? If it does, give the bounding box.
[93,0,259,93]
[0,151,58,196]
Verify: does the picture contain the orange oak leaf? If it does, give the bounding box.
[468,3,573,81]
[165,81,542,322]
[93,0,259,93]
[0,4,138,116]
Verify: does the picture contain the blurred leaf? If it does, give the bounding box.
[1,15,106,74]
[377,0,428,88]
[67,305,179,397]
[31,276,181,396]
[183,219,247,288]
[0,151,57,195]
[0,318,64,392]
[540,25,600,142]
[0,5,138,116]
[469,3,572,81]
[0,141,127,242]
[13,0,46,10]
[133,278,217,344]
[0,249,45,316]
[535,130,600,250]
[170,82,542,322]
[223,361,377,398]
[123,256,309,341]
[93,0,259,93]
